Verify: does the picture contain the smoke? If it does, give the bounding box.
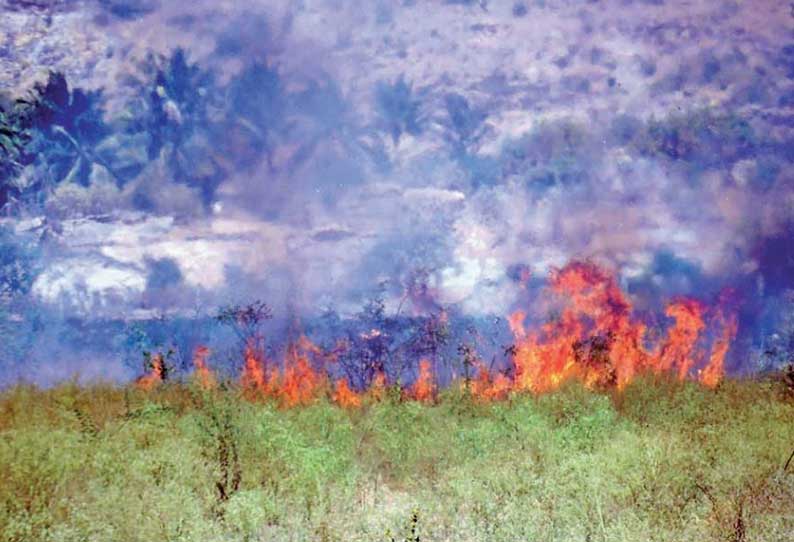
[2,0,794,382]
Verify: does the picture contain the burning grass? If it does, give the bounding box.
[133,260,741,411]
[1,376,794,542]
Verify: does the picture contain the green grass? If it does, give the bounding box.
[1,376,794,541]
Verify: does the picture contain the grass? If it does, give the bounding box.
[1,376,794,541]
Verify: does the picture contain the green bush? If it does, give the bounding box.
[2,379,794,541]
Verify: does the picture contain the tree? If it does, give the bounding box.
[375,76,425,144]
[441,92,489,155]
[409,311,451,390]
[335,294,396,390]
[0,226,41,369]
[457,342,478,394]
[22,72,116,188]
[125,49,225,207]
[0,102,33,210]
[224,61,285,170]
[215,300,273,355]
[0,225,39,303]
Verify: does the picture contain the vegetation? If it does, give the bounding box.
[1,49,280,216]
[1,376,793,541]
[375,76,425,145]
[0,226,41,370]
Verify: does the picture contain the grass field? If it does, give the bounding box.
[2,376,794,542]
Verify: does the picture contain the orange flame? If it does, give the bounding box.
[241,342,268,398]
[656,299,705,379]
[333,378,362,408]
[136,353,164,391]
[469,363,512,402]
[229,260,737,407]
[408,359,436,403]
[240,335,329,407]
[367,371,387,402]
[508,261,737,394]
[192,346,216,390]
[700,311,738,388]
[278,339,325,407]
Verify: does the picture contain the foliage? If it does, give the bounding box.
[194,394,243,510]
[0,227,42,369]
[500,119,593,193]
[97,0,159,20]
[1,71,119,213]
[2,379,794,541]
[512,2,528,16]
[215,300,273,344]
[333,294,395,390]
[0,226,40,301]
[441,93,489,155]
[0,103,32,207]
[23,72,114,187]
[375,76,425,144]
[224,62,286,170]
[122,48,227,208]
[387,508,422,542]
[444,0,489,8]
[128,49,215,162]
[636,108,758,177]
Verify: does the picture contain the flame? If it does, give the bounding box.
[241,342,269,398]
[241,336,327,406]
[469,363,512,402]
[508,261,737,394]
[700,311,738,388]
[655,299,705,379]
[228,260,738,408]
[136,353,164,391]
[508,311,527,340]
[333,378,362,408]
[192,346,216,390]
[367,371,387,401]
[408,359,436,402]
[278,339,325,407]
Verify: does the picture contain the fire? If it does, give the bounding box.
[469,363,512,401]
[507,261,738,394]
[408,359,436,403]
[192,346,216,390]
[278,339,325,407]
[655,299,706,379]
[367,371,387,401]
[333,379,362,408]
[241,342,269,398]
[240,336,327,407]
[136,353,165,391]
[223,260,738,407]
[700,311,739,388]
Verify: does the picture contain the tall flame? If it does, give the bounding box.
[278,338,324,407]
[136,353,165,391]
[240,336,327,407]
[508,261,737,394]
[408,359,436,403]
[241,342,268,398]
[367,371,387,402]
[227,260,738,408]
[700,311,739,388]
[656,299,705,379]
[192,346,216,390]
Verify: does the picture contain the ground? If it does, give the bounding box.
[2,376,793,541]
